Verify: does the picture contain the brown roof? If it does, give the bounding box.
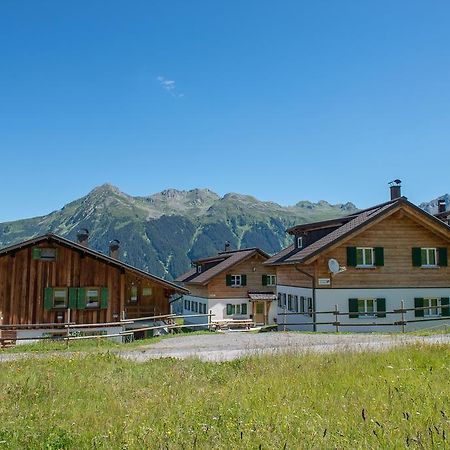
[0,233,188,294]
[266,197,450,266]
[176,248,270,286]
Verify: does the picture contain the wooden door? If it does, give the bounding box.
[254,302,265,324]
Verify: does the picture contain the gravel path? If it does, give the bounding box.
[118,331,450,362]
[0,332,448,363]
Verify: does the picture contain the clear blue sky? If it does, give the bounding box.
[1,1,450,222]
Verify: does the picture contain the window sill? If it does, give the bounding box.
[420,266,440,269]
[355,266,377,269]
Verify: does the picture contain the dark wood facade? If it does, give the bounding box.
[0,235,186,326]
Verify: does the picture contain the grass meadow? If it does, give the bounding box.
[0,344,448,449]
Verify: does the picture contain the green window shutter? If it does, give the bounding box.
[241,303,248,314]
[226,304,232,315]
[44,287,53,310]
[376,298,386,318]
[348,298,358,318]
[32,248,42,260]
[438,248,448,267]
[414,298,424,317]
[241,275,247,286]
[101,287,109,309]
[374,247,384,266]
[262,275,268,286]
[77,288,87,309]
[441,297,450,317]
[412,248,422,267]
[347,247,357,267]
[68,288,78,309]
[226,275,232,286]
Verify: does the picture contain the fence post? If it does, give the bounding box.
[66,308,71,350]
[208,309,211,331]
[400,299,405,333]
[283,306,287,332]
[334,304,339,333]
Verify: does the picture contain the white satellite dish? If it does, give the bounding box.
[328,259,340,274]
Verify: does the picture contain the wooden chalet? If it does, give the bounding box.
[266,181,450,332]
[176,247,277,327]
[0,232,187,342]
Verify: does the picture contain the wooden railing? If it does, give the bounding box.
[0,312,215,348]
[278,300,450,332]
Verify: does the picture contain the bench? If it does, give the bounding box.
[212,319,255,331]
[0,330,17,348]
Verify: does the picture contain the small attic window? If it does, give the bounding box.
[197,265,202,274]
[32,248,57,261]
[297,236,303,249]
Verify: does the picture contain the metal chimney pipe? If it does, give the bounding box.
[224,241,231,252]
[76,229,89,247]
[109,239,120,260]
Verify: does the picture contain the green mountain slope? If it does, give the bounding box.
[0,184,358,280]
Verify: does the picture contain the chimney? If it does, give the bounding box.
[109,239,120,260]
[77,228,89,247]
[224,241,231,252]
[389,179,402,200]
[438,199,446,214]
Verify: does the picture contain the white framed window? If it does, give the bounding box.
[197,265,202,273]
[293,295,299,312]
[130,286,138,303]
[267,275,277,286]
[282,293,287,308]
[297,236,303,249]
[357,298,376,317]
[277,293,282,307]
[421,248,437,267]
[287,294,293,311]
[231,275,242,287]
[33,247,57,261]
[299,296,305,314]
[226,303,248,316]
[307,297,313,317]
[356,247,374,267]
[53,288,68,309]
[86,288,100,308]
[142,287,153,297]
[424,298,440,316]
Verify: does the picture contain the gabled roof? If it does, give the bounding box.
[286,199,399,235]
[176,248,270,286]
[266,197,450,266]
[0,234,188,293]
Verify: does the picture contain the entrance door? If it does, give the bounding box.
[254,302,266,324]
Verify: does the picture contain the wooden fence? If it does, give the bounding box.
[278,300,450,332]
[0,312,215,348]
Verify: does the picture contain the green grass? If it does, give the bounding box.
[0,344,448,449]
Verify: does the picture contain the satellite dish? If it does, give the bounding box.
[328,259,340,274]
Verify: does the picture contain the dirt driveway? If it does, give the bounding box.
[118,331,450,362]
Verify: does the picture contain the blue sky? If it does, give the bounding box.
[1,1,450,222]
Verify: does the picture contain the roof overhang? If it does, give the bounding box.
[0,234,188,294]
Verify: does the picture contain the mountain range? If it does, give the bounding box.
[0,185,447,280]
